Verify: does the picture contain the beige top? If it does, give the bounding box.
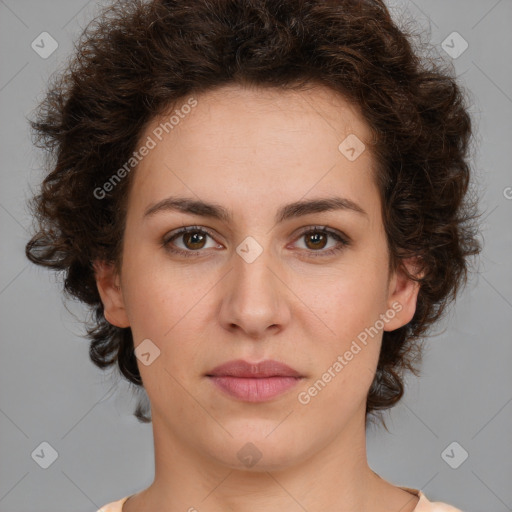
[97,486,463,511]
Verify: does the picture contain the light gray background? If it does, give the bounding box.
[1,1,511,511]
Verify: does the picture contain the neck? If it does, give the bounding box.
[123,403,418,512]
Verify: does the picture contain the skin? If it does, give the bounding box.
[94,83,421,512]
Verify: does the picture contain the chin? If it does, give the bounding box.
[204,426,312,471]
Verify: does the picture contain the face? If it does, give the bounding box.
[95,83,419,471]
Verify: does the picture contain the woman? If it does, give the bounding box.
[25,0,480,511]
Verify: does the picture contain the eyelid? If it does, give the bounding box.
[291,225,350,243]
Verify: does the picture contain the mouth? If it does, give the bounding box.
[206,359,304,402]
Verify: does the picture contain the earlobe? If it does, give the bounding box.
[92,260,130,328]
[384,257,423,332]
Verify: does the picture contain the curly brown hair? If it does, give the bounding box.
[25,0,481,426]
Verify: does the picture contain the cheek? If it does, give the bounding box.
[120,250,216,386]
[120,244,207,338]
[293,254,388,407]
[298,253,389,341]
[120,262,207,399]
[299,279,384,415]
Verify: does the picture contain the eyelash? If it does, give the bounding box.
[162,225,350,259]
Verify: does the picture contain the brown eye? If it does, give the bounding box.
[304,231,328,250]
[293,227,350,258]
[182,231,207,250]
[163,226,220,258]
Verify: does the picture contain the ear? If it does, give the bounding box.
[383,257,422,332]
[93,260,130,328]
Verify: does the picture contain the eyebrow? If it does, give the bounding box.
[143,195,368,224]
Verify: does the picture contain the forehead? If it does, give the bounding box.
[125,82,379,224]
[163,82,371,146]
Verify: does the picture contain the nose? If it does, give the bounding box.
[217,242,291,339]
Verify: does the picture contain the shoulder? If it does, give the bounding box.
[96,495,130,512]
[415,490,464,512]
[397,485,463,512]
[96,490,464,512]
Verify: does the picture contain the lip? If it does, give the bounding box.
[206,359,304,402]
[206,359,303,378]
